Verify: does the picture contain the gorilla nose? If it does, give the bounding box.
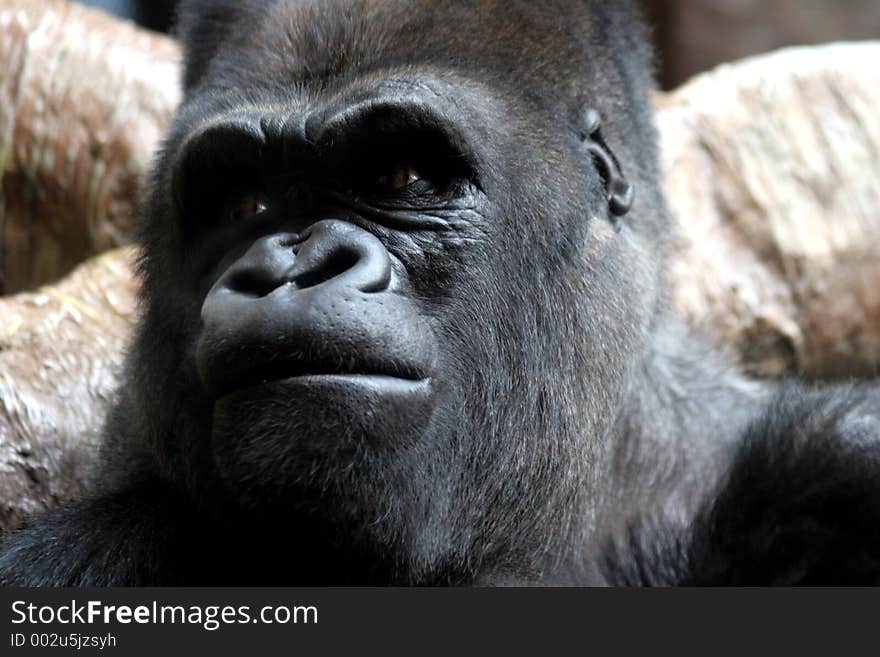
[290,220,392,293]
[223,219,392,298]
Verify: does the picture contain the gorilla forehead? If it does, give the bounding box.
[179,0,648,110]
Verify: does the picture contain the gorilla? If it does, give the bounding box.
[1,0,879,586]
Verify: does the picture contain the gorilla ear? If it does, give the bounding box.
[581,109,635,225]
[174,0,258,92]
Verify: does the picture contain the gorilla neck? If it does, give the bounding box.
[609,321,774,526]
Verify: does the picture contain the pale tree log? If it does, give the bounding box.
[0,3,877,529]
[660,42,880,379]
[0,0,176,528]
[0,248,137,529]
[0,0,180,295]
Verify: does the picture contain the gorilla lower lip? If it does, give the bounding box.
[288,373,427,383]
[216,366,430,399]
[286,373,431,390]
[213,373,435,431]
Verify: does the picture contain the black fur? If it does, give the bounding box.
[603,386,880,585]
[1,0,878,586]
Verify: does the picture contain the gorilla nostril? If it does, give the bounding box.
[227,269,284,298]
[294,247,360,289]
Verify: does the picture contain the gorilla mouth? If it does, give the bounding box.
[211,356,430,400]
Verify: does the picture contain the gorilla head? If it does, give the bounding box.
[107,0,667,583]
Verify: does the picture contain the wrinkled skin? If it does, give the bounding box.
[1,0,879,586]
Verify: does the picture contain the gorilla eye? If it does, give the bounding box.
[375,164,424,192]
[227,192,269,222]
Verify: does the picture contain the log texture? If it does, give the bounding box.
[0,248,137,529]
[660,43,880,379]
[0,0,179,295]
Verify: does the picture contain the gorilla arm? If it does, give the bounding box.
[0,482,202,586]
[604,384,880,585]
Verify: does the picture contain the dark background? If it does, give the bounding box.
[73,0,880,89]
[75,0,175,32]
[641,0,880,87]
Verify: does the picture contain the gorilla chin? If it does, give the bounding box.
[210,373,445,576]
[211,374,437,495]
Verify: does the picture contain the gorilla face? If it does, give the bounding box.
[126,0,665,578]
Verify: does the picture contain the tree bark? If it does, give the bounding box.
[0,248,137,529]
[660,43,880,379]
[0,0,179,295]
